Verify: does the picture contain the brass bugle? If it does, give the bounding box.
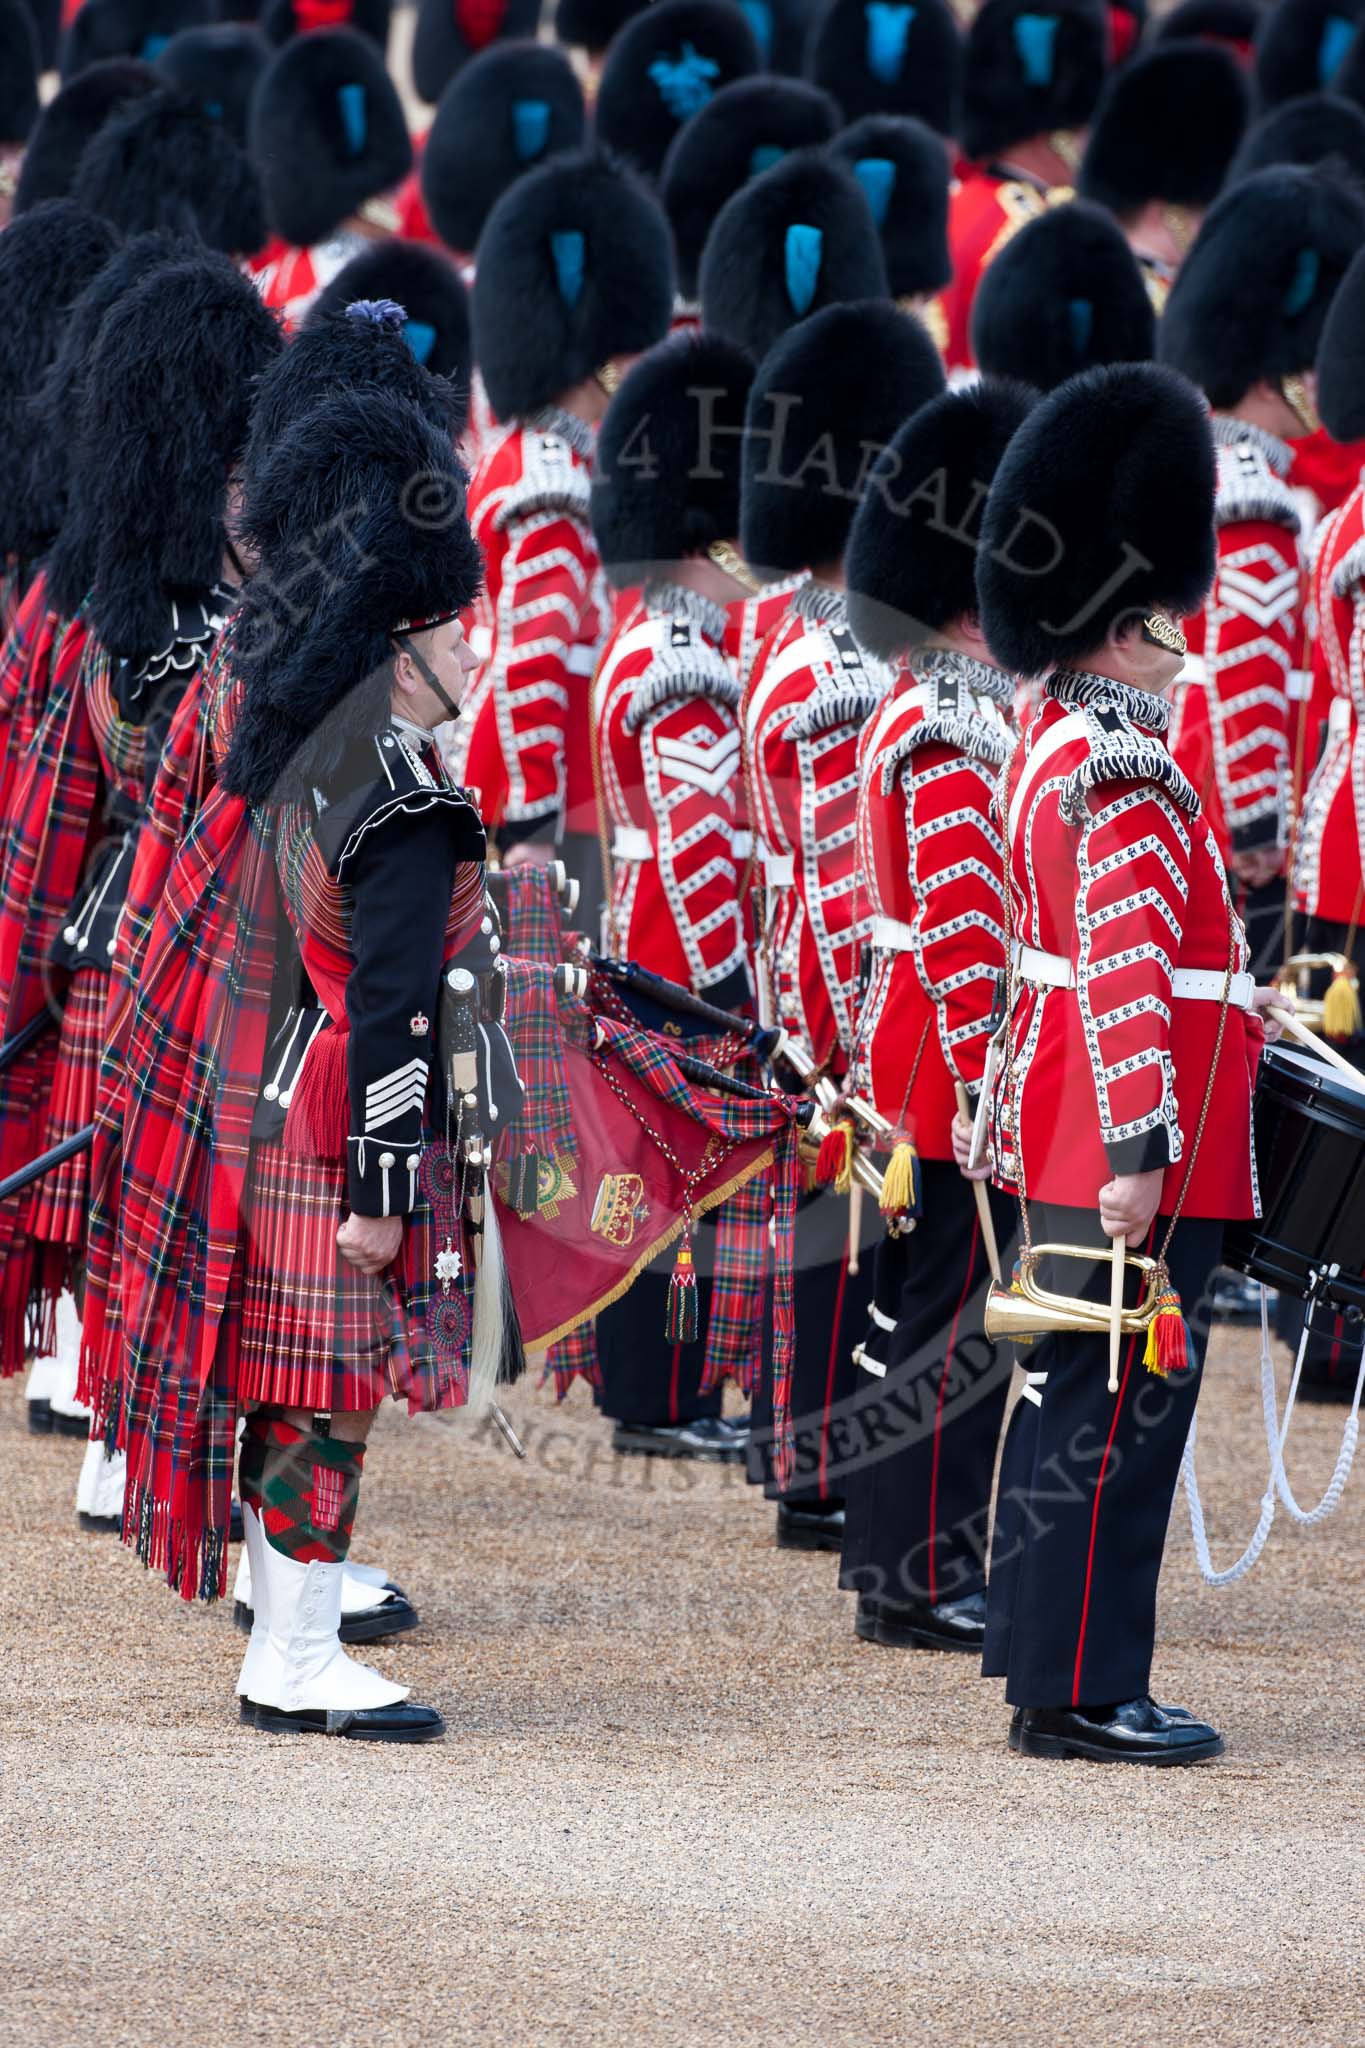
[983,1243,1163,1344]
[1275,952,1355,1034]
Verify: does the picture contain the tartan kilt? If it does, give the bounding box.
[238,1136,476,1416]
[29,964,107,1251]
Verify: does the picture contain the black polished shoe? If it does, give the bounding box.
[26,1398,53,1435]
[775,1500,845,1552]
[1010,1696,1224,1765]
[246,1699,445,1742]
[861,1589,987,1652]
[611,1417,745,1462]
[234,1587,419,1645]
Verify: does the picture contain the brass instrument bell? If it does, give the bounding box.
[984,1242,1165,1345]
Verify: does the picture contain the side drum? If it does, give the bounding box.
[1224,1044,1365,1316]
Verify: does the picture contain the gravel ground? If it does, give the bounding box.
[2,1326,1362,2048]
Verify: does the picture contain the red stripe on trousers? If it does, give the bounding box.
[926,1214,980,1605]
[818,1247,850,1499]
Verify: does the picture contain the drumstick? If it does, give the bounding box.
[954,1083,1002,1285]
[1283,1012,1363,1085]
[1109,1234,1126,1395]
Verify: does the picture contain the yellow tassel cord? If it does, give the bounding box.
[815,1118,855,1193]
[1142,1288,1197,1379]
[878,1140,920,1219]
[1322,968,1362,1043]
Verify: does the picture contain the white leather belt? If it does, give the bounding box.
[1330,697,1354,739]
[1014,943,1254,1010]
[613,825,653,862]
[762,851,795,886]
[870,914,916,953]
[1287,668,1313,702]
[565,643,598,676]
[732,829,753,859]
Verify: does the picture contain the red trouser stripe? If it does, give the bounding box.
[817,1247,850,1499]
[926,1214,980,1606]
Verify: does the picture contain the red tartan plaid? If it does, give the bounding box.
[487,864,571,965]
[311,1462,345,1533]
[29,964,105,1253]
[0,575,62,828]
[544,1321,600,1400]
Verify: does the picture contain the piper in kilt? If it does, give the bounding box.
[739,301,945,1553]
[114,386,511,1742]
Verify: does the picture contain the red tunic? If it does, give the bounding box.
[1295,479,1365,925]
[743,584,891,1070]
[1172,418,1303,860]
[992,671,1259,1220]
[851,650,1012,1159]
[596,584,747,1000]
[252,228,371,330]
[455,411,605,845]
[1290,426,1365,522]
[939,164,1058,373]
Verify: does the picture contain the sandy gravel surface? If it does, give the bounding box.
[2,1328,1362,2048]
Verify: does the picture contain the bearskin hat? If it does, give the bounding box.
[828,114,952,301]
[472,149,674,421]
[1079,43,1248,218]
[1227,94,1365,186]
[960,0,1107,163]
[0,202,120,565]
[594,0,761,182]
[421,41,585,256]
[977,362,1216,678]
[411,0,539,104]
[554,0,642,57]
[590,332,755,585]
[847,379,1035,656]
[72,84,266,254]
[1331,24,1365,109]
[660,77,840,302]
[250,30,412,249]
[310,242,472,388]
[71,254,282,660]
[1159,165,1365,406]
[1316,240,1365,438]
[40,234,199,610]
[0,0,40,145]
[1255,0,1364,109]
[735,0,820,73]
[60,0,212,78]
[972,201,1154,391]
[156,23,270,145]
[223,386,483,804]
[1152,0,1259,59]
[741,300,945,576]
[699,149,888,363]
[14,60,157,214]
[263,0,391,51]
[804,0,962,133]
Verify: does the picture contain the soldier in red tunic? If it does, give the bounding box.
[589,331,759,1458]
[977,362,1293,1764]
[739,301,945,1550]
[1160,165,1365,973]
[940,0,1107,373]
[460,151,673,922]
[836,379,1032,1650]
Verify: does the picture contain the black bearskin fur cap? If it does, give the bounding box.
[973,201,1154,390]
[699,148,888,364]
[0,0,40,144]
[846,378,1035,655]
[977,362,1216,678]
[250,30,412,249]
[661,76,840,302]
[14,59,158,213]
[595,0,761,181]
[1227,94,1365,187]
[0,202,120,563]
[1316,240,1365,437]
[1152,0,1260,53]
[1255,0,1364,110]
[421,40,585,256]
[1159,165,1365,406]
[590,331,755,584]
[737,0,820,74]
[804,0,961,134]
[741,299,945,575]
[555,0,642,53]
[310,242,472,389]
[156,23,270,146]
[472,149,674,421]
[1331,24,1365,110]
[74,255,282,659]
[223,387,483,804]
[961,0,1107,163]
[40,233,198,610]
[263,0,391,51]
[72,84,266,254]
[248,300,463,492]
[412,0,539,105]
[61,0,212,79]
[828,114,952,300]
[1079,42,1248,216]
